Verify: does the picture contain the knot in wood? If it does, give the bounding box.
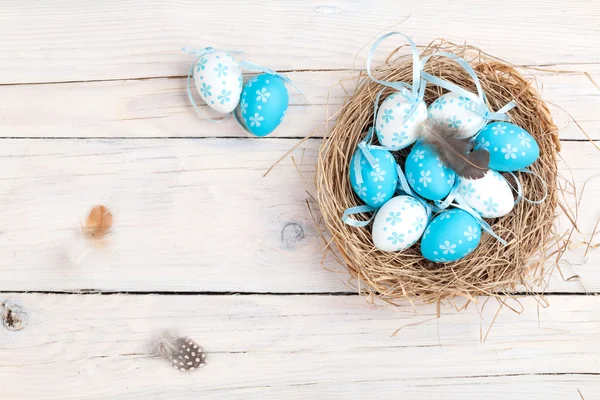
[281,222,305,248]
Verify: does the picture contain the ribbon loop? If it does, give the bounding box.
[367,32,422,100]
[453,193,508,245]
[367,32,427,131]
[434,184,459,210]
[342,205,378,227]
[507,169,548,205]
[420,51,516,124]
[238,60,302,94]
[394,164,436,221]
[353,127,378,185]
[434,185,508,245]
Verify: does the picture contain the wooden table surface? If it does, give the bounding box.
[0,1,599,399]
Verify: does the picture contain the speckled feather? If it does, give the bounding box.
[155,334,207,372]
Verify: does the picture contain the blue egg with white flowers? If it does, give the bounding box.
[240,73,288,137]
[405,143,456,201]
[350,148,398,208]
[475,122,539,171]
[421,209,481,263]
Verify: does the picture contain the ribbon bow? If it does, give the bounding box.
[420,51,516,124]
[366,32,427,133]
[238,60,302,94]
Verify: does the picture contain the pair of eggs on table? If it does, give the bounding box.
[372,195,483,262]
[192,51,289,136]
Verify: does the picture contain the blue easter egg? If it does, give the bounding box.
[240,73,289,137]
[349,148,398,208]
[421,209,482,262]
[405,144,456,201]
[475,122,539,171]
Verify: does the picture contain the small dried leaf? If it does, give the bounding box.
[82,205,113,240]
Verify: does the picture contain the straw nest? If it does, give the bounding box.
[316,40,562,305]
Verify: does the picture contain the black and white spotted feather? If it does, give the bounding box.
[154,332,206,372]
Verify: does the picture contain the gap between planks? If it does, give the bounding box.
[0,137,594,142]
[0,291,597,296]
[0,63,597,87]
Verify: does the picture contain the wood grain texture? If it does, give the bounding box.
[1,0,600,83]
[0,294,598,399]
[1,1,600,397]
[0,139,596,293]
[1,67,598,140]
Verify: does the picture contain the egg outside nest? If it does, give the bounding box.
[238,73,290,137]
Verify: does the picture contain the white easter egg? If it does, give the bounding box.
[372,195,428,252]
[457,171,514,218]
[193,51,243,113]
[428,92,486,138]
[375,93,427,150]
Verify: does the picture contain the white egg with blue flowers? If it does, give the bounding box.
[372,195,428,252]
[458,170,514,218]
[375,93,427,150]
[428,92,485,138]
[193,51,243,114]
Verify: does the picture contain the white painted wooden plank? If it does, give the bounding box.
[0,68,598,140]
[0,294,598,399]
[1,0,600,83]
[0,139,596,293]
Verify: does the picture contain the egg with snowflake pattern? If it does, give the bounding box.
[457,170,514,218]
[428,92,486,138]
[475,122,540,171]
[405,143,456,201]
[193,51,243,114]
[349,148,398,208]
[372,195,428,252]
[375,93,427,150]
[421,209,481,262]
[240,73,289,137]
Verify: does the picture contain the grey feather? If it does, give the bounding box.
[418,121,489,179]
